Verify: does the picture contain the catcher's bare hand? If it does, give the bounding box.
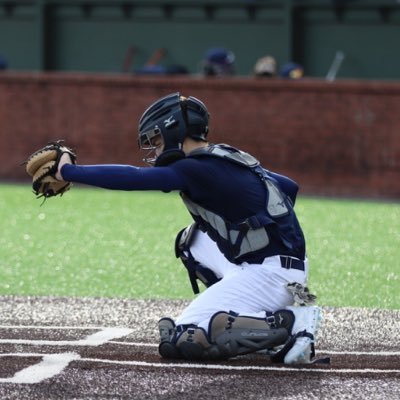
[24,140,77,199]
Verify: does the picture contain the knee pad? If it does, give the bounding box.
[208,311,289,358]
[175,327,220,361]
[175,223,220,294]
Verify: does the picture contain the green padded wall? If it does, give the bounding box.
[1,1,400,80]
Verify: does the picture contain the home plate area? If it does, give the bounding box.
[0,296,399,399]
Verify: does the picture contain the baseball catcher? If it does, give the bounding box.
[24,140,76,199]
[29,93,324,364]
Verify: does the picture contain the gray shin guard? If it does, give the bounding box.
[172,311,293,361]
[209,311,289,358]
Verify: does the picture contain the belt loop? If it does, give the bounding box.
[280,256,294,269]
[279,256,305,271]
[281,256,289,269]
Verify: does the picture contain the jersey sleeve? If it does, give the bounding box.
[267,170,299,205]
[61,163,187,192]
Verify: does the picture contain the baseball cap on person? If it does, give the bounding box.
[280,62,304,79]
[203,47,235,76]
[254,56,277,77]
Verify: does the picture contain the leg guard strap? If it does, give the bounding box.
[175,224,220,294]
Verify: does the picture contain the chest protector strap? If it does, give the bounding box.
[182,145,297,263]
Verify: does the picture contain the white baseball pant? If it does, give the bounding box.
[176,230,309,331]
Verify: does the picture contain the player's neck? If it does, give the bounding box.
[183,138,209,155]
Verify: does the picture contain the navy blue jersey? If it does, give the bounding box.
[62,159,297,204]
[61,154,304,261]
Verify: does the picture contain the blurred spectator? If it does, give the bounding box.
[279,62,304,79]
[202,47,235,76]
[0,55,8,70]
[135,64,188,75]
[253,55,277,77]
[133,48,188,75]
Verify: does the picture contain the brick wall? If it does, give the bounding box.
[1,72,399,199]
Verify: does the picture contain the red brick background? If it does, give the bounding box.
[1,72,399,199]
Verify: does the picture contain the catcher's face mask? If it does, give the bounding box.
[139,127,164,165]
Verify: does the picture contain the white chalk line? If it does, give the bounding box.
[106,341,400,357]
[3,337,399,357]
[0,324,121,330]
[0,353,398,376]
[0,327,133,347]
[0,325,398,356]
[0,353,81,384]
[320,350,400,357]
[0,328,134,384]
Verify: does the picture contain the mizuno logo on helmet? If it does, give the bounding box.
[164,116,176,128]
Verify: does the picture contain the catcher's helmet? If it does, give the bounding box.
[138,92,209,166]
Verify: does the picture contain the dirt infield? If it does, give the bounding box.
[0,296,399,399]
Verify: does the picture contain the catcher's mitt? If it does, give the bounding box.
[24,140,76,199]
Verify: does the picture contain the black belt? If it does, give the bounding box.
[280,256,305,271]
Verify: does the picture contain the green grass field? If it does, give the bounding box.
[1,183,399,309]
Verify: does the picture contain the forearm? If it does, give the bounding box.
[61,163,186,191]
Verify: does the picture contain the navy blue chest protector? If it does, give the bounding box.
[182,144,305,264]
